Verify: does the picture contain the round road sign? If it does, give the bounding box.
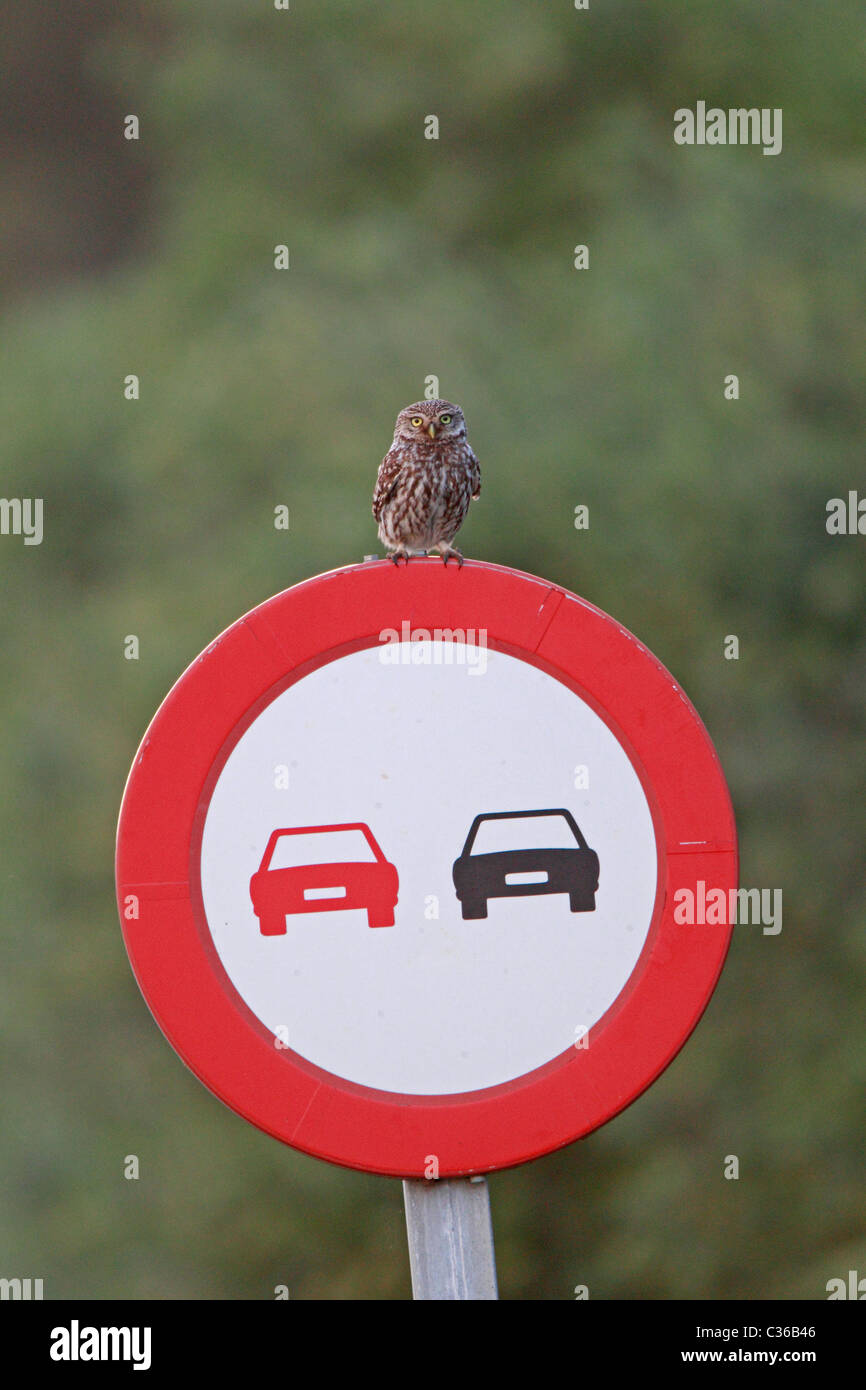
[116,560,737,1177]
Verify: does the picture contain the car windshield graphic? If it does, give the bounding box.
[267,829,377,869]
[470,815,578,855]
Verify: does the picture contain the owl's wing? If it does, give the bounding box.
[372,449,403,520]
[468,448,481,500]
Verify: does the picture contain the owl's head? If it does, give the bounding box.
[393,399,466,445]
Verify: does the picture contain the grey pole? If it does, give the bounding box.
[402,1176,499,1300]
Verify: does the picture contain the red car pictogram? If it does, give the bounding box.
[249,823,399,933]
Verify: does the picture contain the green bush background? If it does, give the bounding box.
[1,0,863,1298]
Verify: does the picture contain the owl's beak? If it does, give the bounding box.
[427,423,437,439]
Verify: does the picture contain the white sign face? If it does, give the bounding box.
[199,642,658,1095]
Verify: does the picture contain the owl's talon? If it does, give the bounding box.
[440,547,463,568]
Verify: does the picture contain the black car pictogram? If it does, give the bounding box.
[452,808,600,920]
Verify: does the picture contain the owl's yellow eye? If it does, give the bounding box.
[439,414,452,424]
[411,417,423,428]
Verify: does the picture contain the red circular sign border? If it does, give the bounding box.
[116,559,737,1178]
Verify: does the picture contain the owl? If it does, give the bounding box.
[372,399,481,565]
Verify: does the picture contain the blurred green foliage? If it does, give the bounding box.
[0,0,864,1298]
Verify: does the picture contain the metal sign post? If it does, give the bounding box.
[116,559,736,1298]
[403,1177,498,1300]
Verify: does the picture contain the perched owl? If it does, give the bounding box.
[372,399,481,565]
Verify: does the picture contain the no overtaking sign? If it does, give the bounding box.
[116,560,737,1178]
